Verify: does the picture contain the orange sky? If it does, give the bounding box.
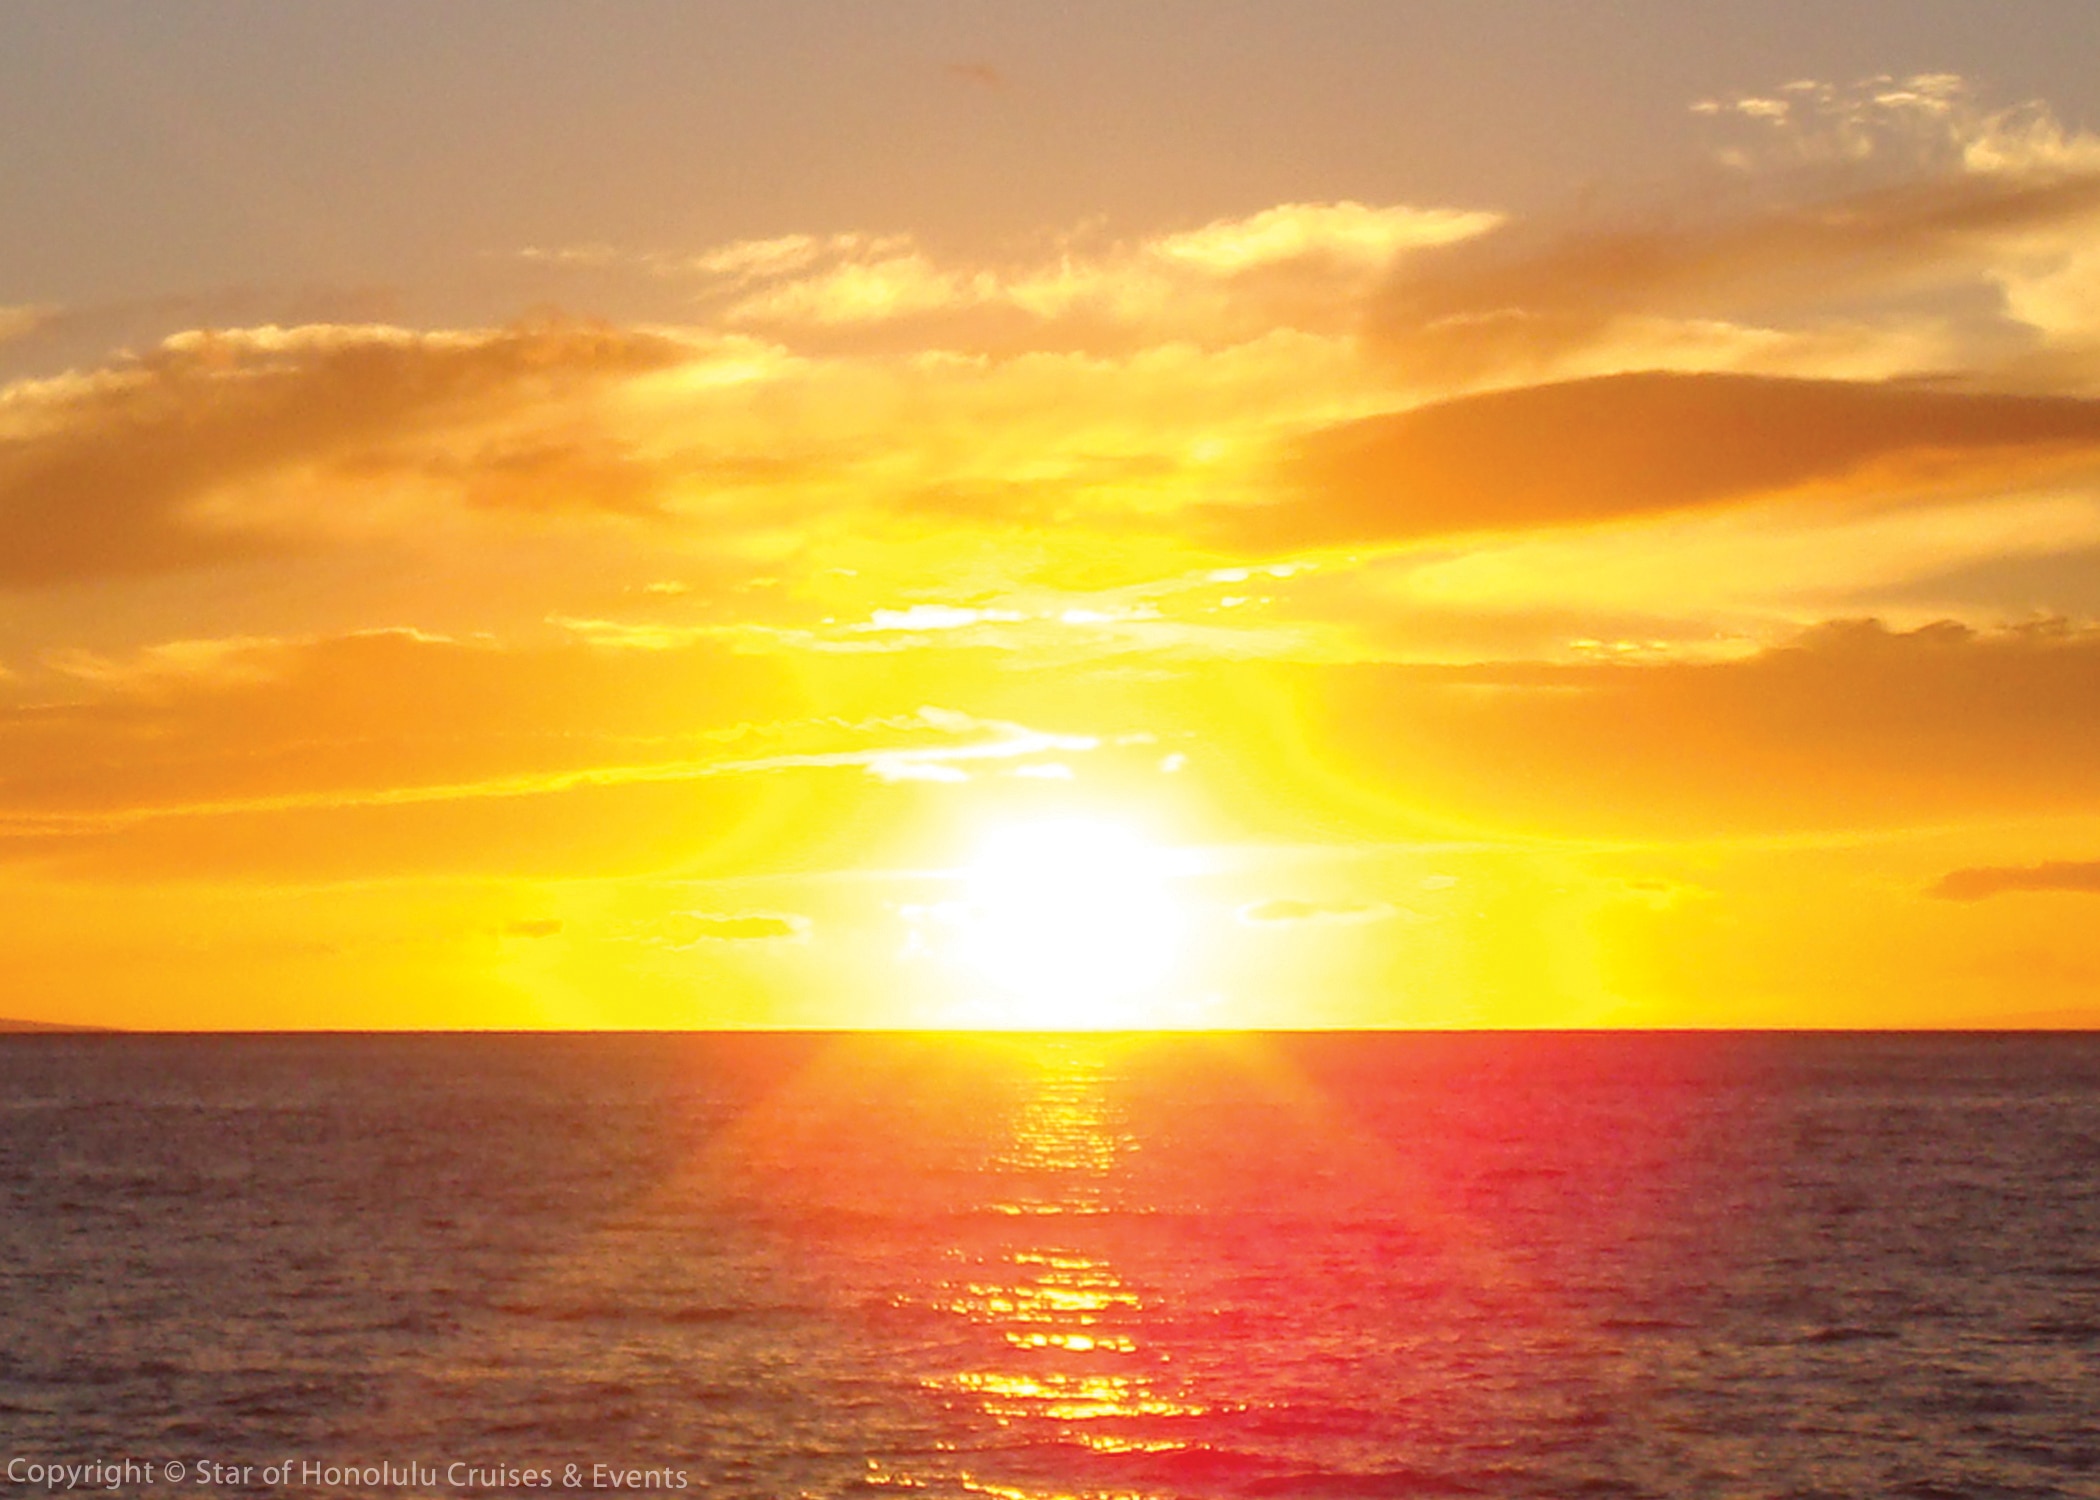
[6,17,2100,1028]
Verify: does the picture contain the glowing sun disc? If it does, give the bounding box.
[951,817,1186,1027]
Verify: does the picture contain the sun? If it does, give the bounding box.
[945,816,1189,1029]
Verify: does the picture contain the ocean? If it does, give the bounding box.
[2,1032,2096,1499]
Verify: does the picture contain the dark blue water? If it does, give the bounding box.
[2,1032,2097,1498]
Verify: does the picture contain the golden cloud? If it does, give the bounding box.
[694,201,1500,348]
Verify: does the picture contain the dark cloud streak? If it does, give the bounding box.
[1931,861,2100,899]
[1223,372,2100,550]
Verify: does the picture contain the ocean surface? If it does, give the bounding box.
[2,1032,2097,1499]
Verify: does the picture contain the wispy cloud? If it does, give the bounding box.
[1930,860,2100,900]
[655,910,811,945]
[680,201,1500,342]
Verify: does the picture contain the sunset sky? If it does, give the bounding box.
[8,2,2100,1029]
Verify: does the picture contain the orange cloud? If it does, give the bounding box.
[1222,372,2100,550]
[1369,172,2100,378]
[1299,618,2100,838]
[1364,77,2100,384]
[0,323,688,586]
[1930,861,2100,900]
[0,630,797,823]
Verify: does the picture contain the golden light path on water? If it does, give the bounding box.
[874,1047,1212,1494]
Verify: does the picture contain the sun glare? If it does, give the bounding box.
[947,818,1189,1029]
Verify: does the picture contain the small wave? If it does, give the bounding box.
[1242,1464,1491,1497]
[661,1305,754,1324]
[2022,1316,2100,1342]
[1797,1324,1900,1344]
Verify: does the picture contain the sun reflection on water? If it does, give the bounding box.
[988,1054,1135,1208]
[918,1043,1211,1481]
